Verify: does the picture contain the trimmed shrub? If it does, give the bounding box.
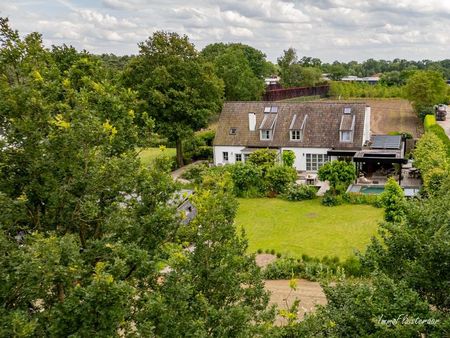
[342,192,382,207]
[424,114,436,130]
[282,183,317,201]
[265,165,297,195]
[321,191,343,206]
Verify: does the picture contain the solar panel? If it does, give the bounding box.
[371,135,401,149]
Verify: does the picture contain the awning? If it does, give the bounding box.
[353,156,408,164]
[327,150,357,156]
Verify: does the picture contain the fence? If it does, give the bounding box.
[262,85,330,101]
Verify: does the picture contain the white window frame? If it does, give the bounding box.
[223,151,229,162]
[290,130,302,141]
[235,153,242,162]
[260,129,272,140]
[306,153,329,171]
[340,131,353,143]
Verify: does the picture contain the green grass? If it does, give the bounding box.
[138,147,176,167]
[235,198,383,259]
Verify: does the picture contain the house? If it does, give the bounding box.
[213,102,372,172]
[170,189,197,224]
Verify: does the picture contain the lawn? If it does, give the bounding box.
[235,198,383,259]
[138,147,176,167]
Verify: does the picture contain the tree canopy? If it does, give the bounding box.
[123,31,224,166]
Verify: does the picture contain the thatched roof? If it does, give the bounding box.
[214,101,367,149]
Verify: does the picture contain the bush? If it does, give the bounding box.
[424,114,436,130]
[341,256,364,277]
[263,256,358,281]
[321,191,342,206]
[248,149,277,172]
[265,165,297,195]
[257,248,263,254]
[281,183,317,201]
[282,150,295,167]
[318,160,356,195]
[342,192,382,207]
[183,130,215,162]
[427,124,450,158]
[229,163,265,197]
[181,162,209,184]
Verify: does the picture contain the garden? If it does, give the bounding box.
[235,198,382,259]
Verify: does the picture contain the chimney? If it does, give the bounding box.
[248,112,256,131]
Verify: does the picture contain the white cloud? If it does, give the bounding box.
[3,0,450,61]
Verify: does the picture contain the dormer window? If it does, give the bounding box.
[289,114,307,142]
[339,113,355,143]
[344,107,352,114]
[259,109,278,141]
[261,129,272,140]
[290,130,302,140]
[264,106,278,113]
[229,128,237,135]
[340,131,352,142]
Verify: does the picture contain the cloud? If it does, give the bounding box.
[2,0,450,61]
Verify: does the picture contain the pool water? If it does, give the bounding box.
[360,186,385,194]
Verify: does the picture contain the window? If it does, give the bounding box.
[290,130,302,141]
[344,107,352,114]
[260,129,271,140]
[264,106,278,113]
[235,153,242,162]
[340,131,352,142]
[244,154,250,161]
[306,154,329,171]
[229,128,237,135]
[223,152,229,161]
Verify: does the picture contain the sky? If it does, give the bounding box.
[1,0,450,63]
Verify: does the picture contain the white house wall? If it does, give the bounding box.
[281,147,331,171]
[213,146,246,165]
[214,146,334,171]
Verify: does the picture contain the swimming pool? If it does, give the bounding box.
[347,184,420,196]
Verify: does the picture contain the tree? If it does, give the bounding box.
[380,178,406,222]
[277,49,322,87]
[123,31,224,167]
[201,43,267,100]
[214,48,265,100]
[327,63,347,81]
[0,20,274,336]
[294,274,439,337]
[317,160,356,195]
[140,170,275,336]
[405,70,447,117]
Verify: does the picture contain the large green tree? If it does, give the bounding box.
[0,20,274,336]
[214,48,265,101]
[123,31,224,167]
[405,70,448,116]
[201,42,268,100]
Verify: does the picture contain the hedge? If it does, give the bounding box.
[423,114,450,158]
[424,114,436,130]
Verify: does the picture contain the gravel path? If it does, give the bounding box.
[264,279,327,324]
